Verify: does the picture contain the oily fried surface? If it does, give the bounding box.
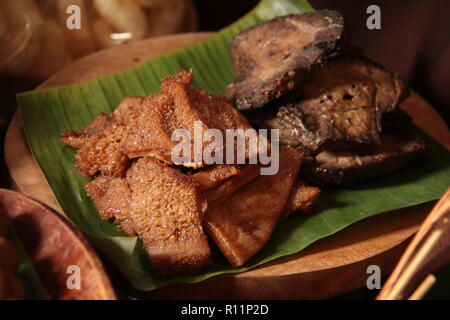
[186,87,268,163]
[192,165,241,190]
[205,147,303,267]
[279,181,321,220]
[270,54,408,153]
[62,71,312,273]
[61,96,145,177]
[126,157,211,275]
[60,113,114,149]
[203,164,261,209]
[75,124,129,177]
[124,78,199,164]
[124,71,262,167]
[113,96,145,125]
[85,176,136,236]
[60,96,144,149]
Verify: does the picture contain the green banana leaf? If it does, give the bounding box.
[17,0,450,291]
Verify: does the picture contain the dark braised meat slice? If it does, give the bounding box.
[223,10,344,110]
[204,147,303,267]
[302,133,429,187]
[263,54,409,153]
[60,96,144,177]
[60,96,144,149]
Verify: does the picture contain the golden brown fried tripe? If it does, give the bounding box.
[203,164,261,209]
[126,157,211,275]
[60,96,144,149]
[60,96,145,177]
[192,165,241,190]
[161,70,194,90]
[75,124,129,177]
[85,176,136,236]
[205,147,303,267]
[279,181,321,220]
[113,96,145,125]
[124,71,262,167]
[60,113,114,149]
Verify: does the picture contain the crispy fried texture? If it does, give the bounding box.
[124,71,262,167]
[113,96,145,125]
[192,165,241,190]
[124,76,200,164]
[205,147,303,267]
[60,113,114,149]
[279,181,321,220]
[126,157,211,275]
[85,176,136,236]
[60,96,144,149]
[203,164,261,209]
[75,124,130,177]
[223,11,344,110]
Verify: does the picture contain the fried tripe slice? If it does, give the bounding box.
[279,181,321,220]
[124,71,263,167]
[112,96,145,125]
[205,147,303,267]
[126,157,211,275]
[203,164,261,209]
[74,124,130,177]
[60,96,144,177]
[85,176,136,236]
[192,165,241,190]
[60,113,114,149]
[60,96,144,149]
[124,81,197,164]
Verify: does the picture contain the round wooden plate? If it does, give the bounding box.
[5,33,450,299]
[0,189,116,299]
